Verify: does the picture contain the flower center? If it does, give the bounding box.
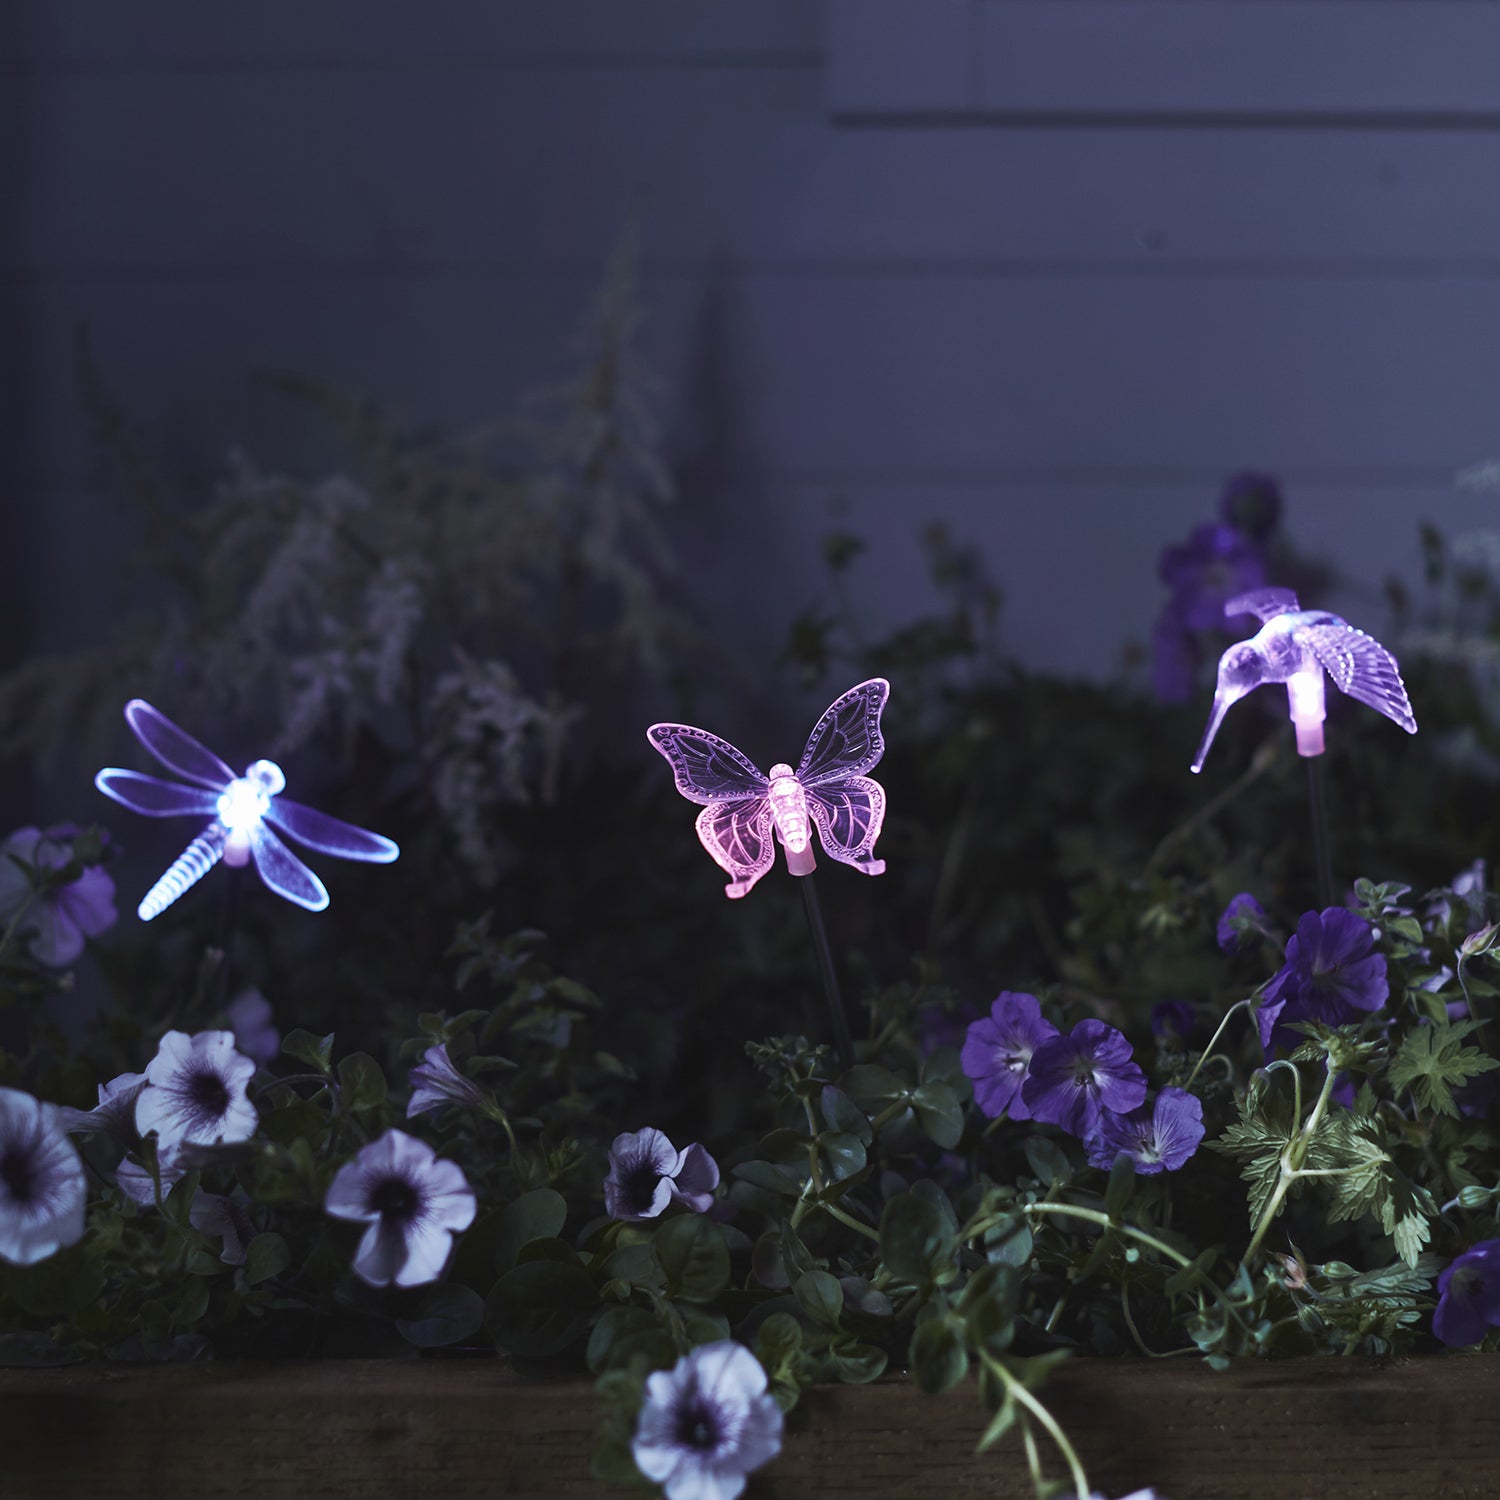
[188,1070,230,1118]
[371,1177,419,1224]
[0,1149,34,1204]
[623,1161,663,1216]
[675,1400,720,1452]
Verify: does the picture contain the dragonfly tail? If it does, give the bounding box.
[139,826,227,921]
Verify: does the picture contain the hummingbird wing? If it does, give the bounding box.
[1223,587,1300,623]
[1299,623,1417,733]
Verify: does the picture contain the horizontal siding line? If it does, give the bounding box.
[12,257,1500,286]
[832,109,1500,132]
[0,50,825,78]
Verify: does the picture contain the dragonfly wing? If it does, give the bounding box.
[1300,623,1417,733]
[124,700,236,790]
[95,769,220,819]
[1224,587,1299,623]
[264,798,400,862]
[249,824,329,911]
[797,679,889,787]
[694,798,775,899]
[647,724,768,804]
[806,777,886,875]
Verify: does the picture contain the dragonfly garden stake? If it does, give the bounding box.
[1190,587,1417,906]
[648,677,890,1065]
[96,699,399,921]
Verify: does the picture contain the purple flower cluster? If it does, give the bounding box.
[1216,892,1268,955]
[1256,907,1388,1055]
[605,1128,720,1221]
[964,997,1203,1177]
[1433,1240,1500,1347]
[0,825,117,968]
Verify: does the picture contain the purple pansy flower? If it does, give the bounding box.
[0,825,117,968]
[324,1128,477,1288]
[190,1189,257,1266]
[1432,1239,1500,1347]
[1085,1088,1205,1176]
[1256,907,1388,1055]
[1158,523,1267,633]
[1150,1001,1198,1047]
[605,1128,720,1221]
[632,1341,783,1500]
[1216,892,1268,955]
[1021,1020,1148,1138]
[407,1043,489,1120]
[960,991,1059,1121]
[137,1030,258,1153]
[225,989,280,1068]
[0,1088,87,1266]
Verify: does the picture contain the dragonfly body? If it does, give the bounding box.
[96,701,399,921]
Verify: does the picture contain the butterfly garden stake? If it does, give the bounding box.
[1190,587,1416,905]
[95,699,400,922]
[647,678,890,1064]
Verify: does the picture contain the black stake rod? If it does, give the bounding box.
[799,872,854,1070]
[1306,756,1335,910]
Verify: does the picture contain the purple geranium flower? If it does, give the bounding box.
[1150,605,1196,705]
[1216,892,1268,955]
[0,825,117,968]
[1086,1088,1205,1176]
[324,1128,477,1288]
[225,989,280,1068]
[136,1030,258,1152]
[0,1087,87,1266]
[632,1341,783,1500]
[190,1189,257,1266]
[1256,907,1388,1055]
[960,991,1059,1121]
[1433,1239,1500,1347]
[1159,523,1267,633]
[1021,1020,1148,1138]
[1150,1001,1198,1047]
[407,1043,489,1120]
[605,1128,720,1221]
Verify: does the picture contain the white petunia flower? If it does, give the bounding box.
[136,1031,258,1153]
[0,1088,88,1266]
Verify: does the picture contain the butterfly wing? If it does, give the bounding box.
[264,797,400,863]
[694,798,775,899]
[1224,587,1300,624]
[94,769,221,819]
[646,724,769,804]
[1299,622,1418,733]
[123,700,236,790]
[796,678,890,788]
[249,823,330,911]
[806,777,887,876]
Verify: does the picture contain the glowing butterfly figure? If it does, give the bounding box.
[648,678,889,900]
[1192,588,1417,773]
[95,700,399,920]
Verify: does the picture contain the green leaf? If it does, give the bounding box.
[830,1341,887,1383]
[486,1259,596,1356]
[494,1188,568,1274]
[842,1064,904,1110]
[793,1269,844,1330]
[820,1085,873,1145]
[911,1082,963,1149]
[244,1232,291,1287]
[909,1311,967,1394]
[818,1131,867,1183]
[1388,1019,1500,1119]
[879,1191,956,1288]
[1103,1154,1136,1221]
[655,1215,730,1303]
[281,1029,334,1073]
[396,1284,486,1348]
[1211,1086,1297,1227]
[336,1052,388,1113]
[587,1304,674,1374]
[1023,1136,1072,1188]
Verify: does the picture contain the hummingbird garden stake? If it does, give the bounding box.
[647,678,890,1066]
[1190,588,1416,905]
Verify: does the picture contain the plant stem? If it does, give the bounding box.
[799,873,854,1068]
[1183,997,1252,1089]
[1306,756,1335,910]
[981,1352,1091,1500]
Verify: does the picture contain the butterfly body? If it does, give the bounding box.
[1192,588,1417,773]
[648,679,890,900]
[96,700,399,920]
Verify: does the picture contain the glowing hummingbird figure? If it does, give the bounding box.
[95,700,399,920]
[648,678,889,899]
[1191,588,1417,773]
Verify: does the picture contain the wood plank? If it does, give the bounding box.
[1,1358,1495,1500]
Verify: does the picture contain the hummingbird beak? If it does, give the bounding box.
[1190,682,1249,774]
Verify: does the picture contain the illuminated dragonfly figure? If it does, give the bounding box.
[95,700,399,920]
[648,678,889,900]
[1191,588,1417,773]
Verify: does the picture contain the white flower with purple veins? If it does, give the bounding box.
[136,1030,258,1152]
[604,1128,720,1221]
[406,1043,489,1120]
[324,1129,477,1288]
[0,825,117,968]
[190,1189,257,1265]
[0,1088,88,1266]
[58,1070,186,1206]
[633,1341,784,1500]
